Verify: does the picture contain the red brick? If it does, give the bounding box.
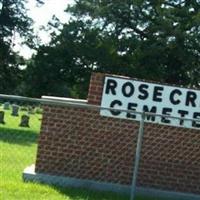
[35,73,200,195]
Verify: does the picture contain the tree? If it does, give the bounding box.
[25,21,97,98]
[66,0,200,87]
[0,0,43,94]
[27,0,200,98]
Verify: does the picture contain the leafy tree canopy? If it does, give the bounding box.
[26,0,200,98]
[0,0,43,94]
[67,0,200,86]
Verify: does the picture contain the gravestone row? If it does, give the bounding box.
[2,102,35,115]
[0,110,30,127]
[0,102,31,127]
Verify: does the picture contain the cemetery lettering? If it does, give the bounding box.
[100,76,200,129]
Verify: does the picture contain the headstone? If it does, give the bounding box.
[19,115,30,127]
[0,111,5,124]
[3,102,10,110]
[11,104,19,116]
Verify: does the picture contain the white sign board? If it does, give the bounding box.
[100,76,200,129]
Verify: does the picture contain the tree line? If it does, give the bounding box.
[0,0,200,98]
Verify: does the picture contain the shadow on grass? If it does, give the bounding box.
[50,185,129,200]
[49,185,161,200]
[51,185,164,200]
[24,180,166,200]
[0,127,38,146]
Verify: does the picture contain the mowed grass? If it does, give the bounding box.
[0,107,167,200]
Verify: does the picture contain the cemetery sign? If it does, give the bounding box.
[100,76,200,129]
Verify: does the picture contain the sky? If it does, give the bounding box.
[14,0,74,59]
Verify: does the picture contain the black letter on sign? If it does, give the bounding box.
[110,100,122,116]
[153,86,164,102]
[161,108,172,124]
[178,110,189,126]
[185,91,197,107]
[143,105,157,122]
[192,112,200,128]
[122,82,134,97]
[138,84,149,100]
[170,89,182,105]
[105,79,117,95]
[126,103,137,119]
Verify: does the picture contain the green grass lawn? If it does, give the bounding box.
[0,107,167,200]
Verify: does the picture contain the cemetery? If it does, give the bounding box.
[0,73,199,200]
[0,73,200,200]
[20,73,199,200]
[0,102,41,129]
[0,96,159,200]
[1,1,200,200]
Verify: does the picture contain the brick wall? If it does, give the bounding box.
[87,72,104,105]
[35,73,200,194]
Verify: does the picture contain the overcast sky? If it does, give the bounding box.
[14,0,74,59]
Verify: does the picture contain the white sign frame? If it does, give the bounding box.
[100,76,200,130]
